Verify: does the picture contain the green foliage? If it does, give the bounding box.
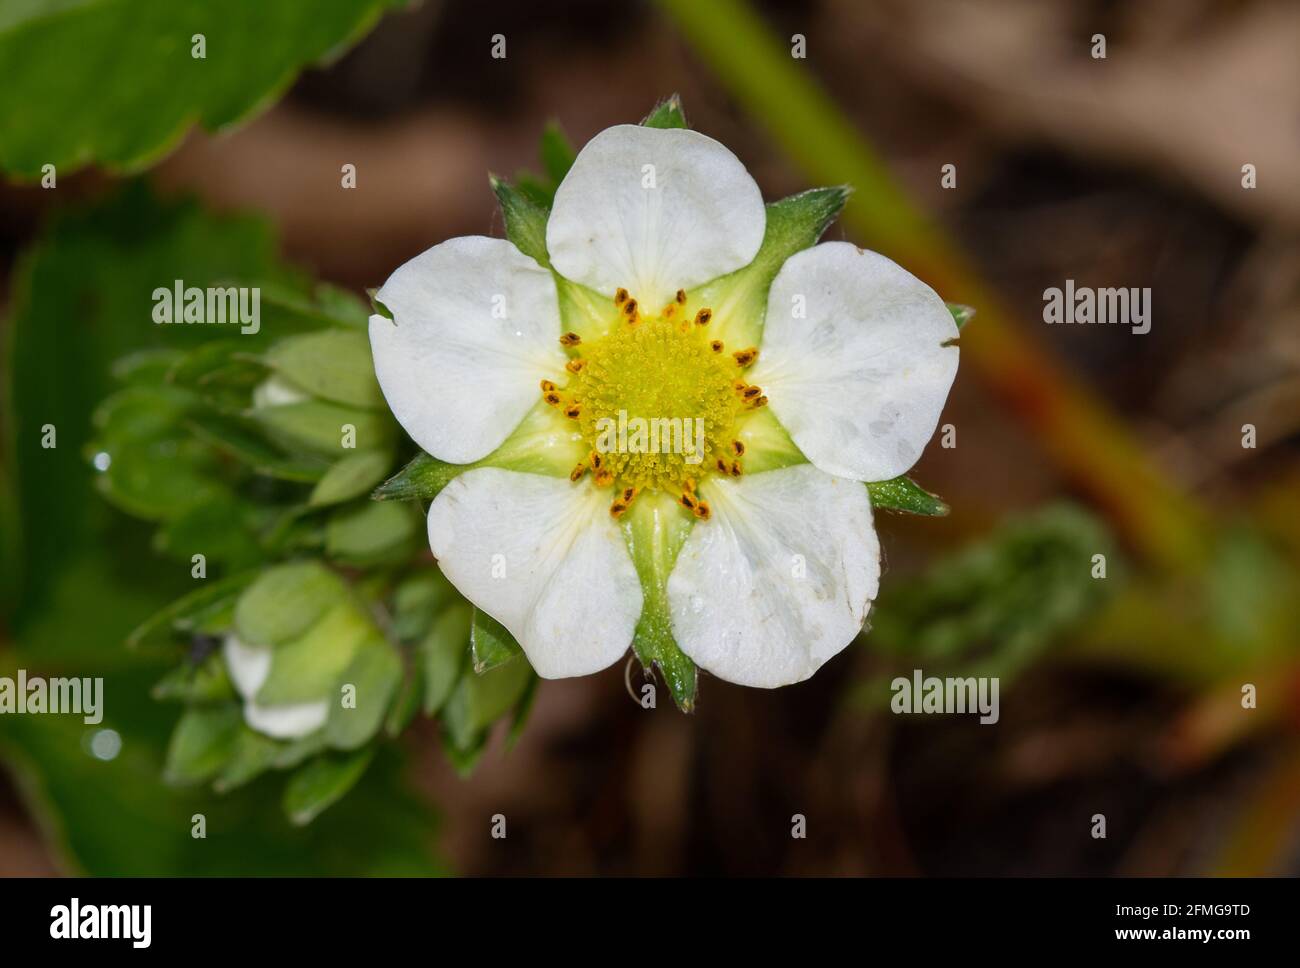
[854,505,1116,707]
[0,0,406,176]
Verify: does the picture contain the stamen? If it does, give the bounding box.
[560,332,582,347]
[729,460,743,477]
[715,458,729,474]
[747,394,769,409]
[565,358,586,374]
[741,385,762,401]
[693,500,712,521]
[732,347,758,368]
[609,500,629,518]
[676,289,687,304]
[679,492,698,510]
[623,299,639,323]
[569,462,588,482]
[730,440,745,456]
[540,379,557,392]
[710,340,724,353]
[593,467,615,487]
[543,391,562,406]
[694,308,712,326]
[590,451,603,471]
[564,403,581,419]
[614,288,629,306]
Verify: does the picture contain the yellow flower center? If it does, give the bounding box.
[540,289,766,519]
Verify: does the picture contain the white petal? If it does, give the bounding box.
[243,699,330,741]
[546,125,765,309]
[223,637,328,740]
[426,467,643,679]
[369,236,567,464]
[752,242,959,482]
[667,464,879,688]
[223,635,270,700]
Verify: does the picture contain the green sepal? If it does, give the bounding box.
[471,607,523,673]
[642,94,688,129]
[283,748,376,827]
[866,476,949,516]
[373,404,582,502]
[622,492,697,711]
[947,303,975,330]
[692,186,851,346]
[539,121,576,184]
[490,173,551,268]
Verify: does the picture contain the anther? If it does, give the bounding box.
[559,332,582,347]
[730,440,745,456]
[593,467,615,487]
[609,500,628,518]
[543,391,562,406]
[693,500,712,521]
[741,385,762,401]
[679,492,698,511]
[715,458,729,474]
[540,379,557,392]
[732,347,758,368]
[565,358,586,374]
[564,403,581,419]
[729,461,743,477]
[710,340,724,353]
[676,289,687,304]
[590,451,603,470]
[694,308,712,326]
[569,462,588,483]
[623,299,639,321]
[614,288,629,306]
[747,394,769,409]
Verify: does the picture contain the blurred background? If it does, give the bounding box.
[2,0,1299,875]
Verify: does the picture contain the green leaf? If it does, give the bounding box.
[947,303,976,330]
[127,570,257,650]
[234,560,345,647]
[0,0,405,176]
[539,121,576,184]
[325,500,419,566]
[642,94,688,128]
[491,174,551,268]
[326,640,403,750]
[693,186,851,346]
[308,449,393,507]
[622,493,697,711]
[254,601,373,705]
[442,657,534,754]
[186,411,329,482]
[283,749,376,826]
[866,476,949,516]
[152,654,235,704]
[392,569,456,641]
[163,703,242,786]
[470,608,523,673]
[266,329,386,409]
[419,603,471,716]
[250,399,394,458]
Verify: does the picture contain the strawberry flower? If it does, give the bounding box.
[368,117,958,697]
